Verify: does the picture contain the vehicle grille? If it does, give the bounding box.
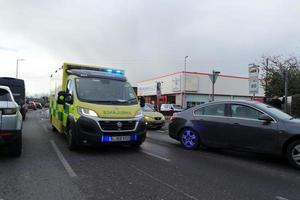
[99,120,136,131]
[154,117,162,120]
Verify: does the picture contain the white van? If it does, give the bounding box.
[160,104,183,112]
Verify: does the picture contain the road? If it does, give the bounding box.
[1,110,300,200]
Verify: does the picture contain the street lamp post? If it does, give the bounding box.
[209,70,220,102]
[283,70,288,113]
[183,56,188,108]
[16,58,25,78]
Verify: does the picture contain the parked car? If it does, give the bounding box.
[35,102,42,109]
[44,102,49,108]
[160,104,183,112]
[169,100,300,169]
[142,104,165,129]
[0,86,23,156]
[27,101,37,110]
[145,103,155,111]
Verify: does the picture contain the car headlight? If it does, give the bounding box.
[144,116,151,120]
[77,107,98,117]
[2,108,17,115]
[135,110,143,118]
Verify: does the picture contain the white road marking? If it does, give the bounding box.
[43,124,49,133]
[131,165,199,200]
[50,140,77,178]
[141,150,171,162]
[158,130,165,133]
[276,196,289,200]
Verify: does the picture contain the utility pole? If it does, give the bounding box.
[16,58,25,78]
[265,58,269,97]
[284,70,288,113]
[182,56,188,108]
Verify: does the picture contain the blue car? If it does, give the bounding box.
[169,100,300,169]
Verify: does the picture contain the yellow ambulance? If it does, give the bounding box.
[49,63,146,150]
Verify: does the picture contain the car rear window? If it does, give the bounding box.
[0,88,12,101]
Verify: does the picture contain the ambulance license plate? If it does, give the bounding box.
[111,136,131,142]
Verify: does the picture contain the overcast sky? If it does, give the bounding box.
[0,0,300,95]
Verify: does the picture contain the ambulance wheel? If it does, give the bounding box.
[67,122,79,151]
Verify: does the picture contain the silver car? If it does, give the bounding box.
[0,86,23,156]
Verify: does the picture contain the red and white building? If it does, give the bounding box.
[137,71,265,108]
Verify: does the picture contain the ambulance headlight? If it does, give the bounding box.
[77,107,98,117]
[135,110,143,119]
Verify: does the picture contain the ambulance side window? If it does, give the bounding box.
[66,80,73,94]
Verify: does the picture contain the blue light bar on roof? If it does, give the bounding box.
[99,68,125,75]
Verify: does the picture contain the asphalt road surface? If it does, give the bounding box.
[1,110,300,200]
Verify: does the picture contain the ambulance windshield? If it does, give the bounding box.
[75,78,138,105]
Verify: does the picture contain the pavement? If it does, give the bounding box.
[0,109,300,200]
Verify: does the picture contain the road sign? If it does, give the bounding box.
[249,78,259,93]
[248,66,259,94]
[209,73,219,84]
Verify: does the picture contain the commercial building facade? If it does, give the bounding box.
[137,71,265,109]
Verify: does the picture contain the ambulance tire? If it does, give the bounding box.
[131,141,143,148]
[67,122,79,151]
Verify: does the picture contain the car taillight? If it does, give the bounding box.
[0,132,13,137]
[2,108,17,115]
[170,115,176,121]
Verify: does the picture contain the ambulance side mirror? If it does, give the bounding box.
[57,91,73,105]
[140,96,145,107]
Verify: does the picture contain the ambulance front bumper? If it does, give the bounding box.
[75,116,147,146]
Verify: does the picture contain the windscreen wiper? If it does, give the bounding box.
[123,98,138,104]
[85,100,120,104]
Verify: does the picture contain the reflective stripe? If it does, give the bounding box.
[64,104,70,114]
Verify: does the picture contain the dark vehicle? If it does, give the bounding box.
[44,102,49,108]
[27,101,37,110]
[0,77,27,120]
[35,102,42,109]
[169,100,300,168]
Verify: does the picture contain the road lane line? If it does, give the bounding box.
[50,140,77,178]
[158,130,165,133]
[131,165,199,200]
[141,150,171,162]
[276,196,289,200]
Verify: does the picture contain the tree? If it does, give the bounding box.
[250,55,300,98]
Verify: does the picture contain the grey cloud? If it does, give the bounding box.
[0,46,18,52]
[1,0,300,94]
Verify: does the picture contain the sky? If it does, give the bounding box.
[0,0,300,96]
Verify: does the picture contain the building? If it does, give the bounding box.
[137,71,265,109]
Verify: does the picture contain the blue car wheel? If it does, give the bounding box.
[180,128,200,150]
